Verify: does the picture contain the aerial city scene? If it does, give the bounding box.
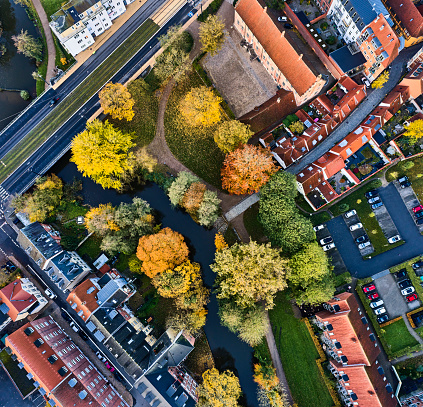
[4,0,423,406]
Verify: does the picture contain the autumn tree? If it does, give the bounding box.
[12,29,42,61]
[371,71,389,89]
[168,171,200,206]
[214,120,253,153]
[215,233,228,251]
[199,15,225,56]
[180,86,222,127]
[11,174,63,222]
[182,182,206,216]
[404,119,423,143]
[99,82,135,121]
[211,240,288,309]
[121,147,158,187]
[221,145,277,195]
[136,227,189,277]
[71,120,134,189]
[197,368,242,407]
[254,364,287,407]
[166,308,207,335]
[289,120,304,134]
[85,203,118,235]
[197,190,221,227]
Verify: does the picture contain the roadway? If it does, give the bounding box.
[1,2,194,197]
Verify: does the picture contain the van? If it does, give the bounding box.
[370,299,384,309]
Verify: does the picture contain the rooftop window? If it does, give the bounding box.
[24,327,34,336]
[34,338,44,348]
[48,355,58,364]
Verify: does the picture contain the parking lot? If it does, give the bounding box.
[342,211,374,257]
[371,197,400,241]
[394,180,423,234]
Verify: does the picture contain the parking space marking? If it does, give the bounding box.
[393,181,423,234]
[342,212,374,256]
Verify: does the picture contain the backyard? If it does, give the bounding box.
[268,293,334,407]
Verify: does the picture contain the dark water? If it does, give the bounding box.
[50,155,259,406]
[0,0,38,131]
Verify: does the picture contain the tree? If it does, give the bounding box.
[155,47,190,82]
[136,227,189,277]
[371,71,389,89]
[289,121,304,134]
[221,145,277,195]
[168,171,200,206]
[71,120,134,189]
[254,363,279,392]
[215,233,228,251]
[99,82,135,121]
[293,274,335,305]
[20,90,30,100]
[197,190,221,227]
[180,86,222,127]
[12,29,42,61]
[128,254,143,274]
[211,240,288,309]
[181,182,206,216]
[199,15,225,56]
[166,308,207,335]
[404,119,423,143]
[85,203,118,235]
[197,368,241,407]
[11,174,63,222]
[214,120,253,153]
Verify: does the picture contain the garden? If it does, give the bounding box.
[344,144,385,181]
[0,349,34,397]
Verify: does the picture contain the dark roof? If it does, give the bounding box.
[20,222,62,260]
[97,273,112,288]
[50,252,88,284]
[93,307,126,335]
[330,46,366,72]
[348,0,377,26]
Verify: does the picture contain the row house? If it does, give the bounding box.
[400,51,423,99]
[5,315,129,407]
[234,0,326,106]
[315,293,398,407]
[260,76,366,168]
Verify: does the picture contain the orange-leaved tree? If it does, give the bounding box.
[181,182,206,216]
[136,227,189,278]
[214,233,228,251]
[221,144,277,195]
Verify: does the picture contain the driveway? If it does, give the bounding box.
[326,183,423,278]
[393,181,423,234]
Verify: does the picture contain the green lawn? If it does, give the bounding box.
[295,195,331,226]
[243,202,267,242]
[383,319,420,355]
[40,0,64,20]
[0,19,160,184]
[77,235,102,262]
[0,350,34,397]
[223,226,239,246]
[330,179,403,257]
[269,293,333,407]
[164,69,225,188]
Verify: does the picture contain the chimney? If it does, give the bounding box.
[264,6,267,12]
[299,53,303,60]
[281,31,285,37]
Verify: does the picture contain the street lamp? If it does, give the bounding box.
[31,71,49,86]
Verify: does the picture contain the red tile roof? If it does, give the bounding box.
[409,112,423,123]
[314,152,345,179]
[235,0,319,96]
[386,0,423,38]
[316,181,337,202]
[0,279,37,321]
[66,279,99,321]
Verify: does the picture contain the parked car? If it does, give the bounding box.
[365,190,378,199]
[114,372,124,383]
[319,236,333,245]
[361,77,371,88]
[401,287,415,296]
[344,209,357,218]
[367,292,379,300]
[45,288,57,300]
[69,322,79,332]
[350,223,363,231]
[388,235,401,244]
[398,279,412,289]
[407,294,418,302]
[398,176,411,188]
[278,16,287,21]
[362,284,376,293]
[394,269,407,280]
[413,261,423,270]
[368,197,381,204]
[398,176,409,184]
[413,205,423,213]
[370,299,384,309]
[356,235,368,243]
[284,23,293,29]
[322,243,335,251]
[96,351,106,363]
[313,224,324,231]
[61,310,71,322]
[6,261,16,272]
[105,361,115,373]
[358,241,371,250]
[415,211,423,219]
[374,307,386,315]
[79,330,88,340]
[417,218,423,225]
[377,314,389,324]
[49,96,60,107]
[401,180,412,188]
[371,202,384,210]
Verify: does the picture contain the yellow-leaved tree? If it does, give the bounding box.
[179,86,222,127]
[197,368,241,407]
[85,203,119,235]
[199,15,226,56]
[71,120,135,189]
[214,120,253,153]
[404,119,423,143]
[99,82,135,121]
[214,233,228,251]
[371,71,389,89]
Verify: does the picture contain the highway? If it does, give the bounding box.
[0,0,194,198]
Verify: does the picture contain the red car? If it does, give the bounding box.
[407,294,418,302]
[367,292,379,300]
[413,205,423,213]
[363,284,376,293]
[105,361,115,373]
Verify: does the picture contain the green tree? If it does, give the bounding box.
[155,47,190,82]
[20,90,30,100]
[211,240,288,309]
[214,120,253,153]
[71,120,135,190]
[166,308,207,336]
[167,171,200,206]
[293,274,335,305]
[12,29,42,61]
[199,15,225,55]
[197,190,221,227]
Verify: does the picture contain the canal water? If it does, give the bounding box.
[51,155,259,406]
[0,0,38,131]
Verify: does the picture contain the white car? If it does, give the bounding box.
[344,209,357,218]
[401,287,415,296]
[70,322,80,333]
[370,300,384,309]
[319,236,333,246]
[361,77,371,87]
[322,243,335,251]
[358,241,371,250]
[388,235,401,244]
[278,16,287,22]
[313,224,324,232]
[44,288,57,300]
[349,223,363,231]
[96,351,106,363]
[374,307,386,315]
[368,197,381,204]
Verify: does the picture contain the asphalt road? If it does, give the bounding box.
[326,183,423,278]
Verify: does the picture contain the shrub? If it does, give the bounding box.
[320,22,328,30]
[370,178,382,188]
[20,90,30,100]
[400,160,415,171]
[339,203,349,213]
[358,164,372,175]
[326,36,336,45]
[287,114,299,124]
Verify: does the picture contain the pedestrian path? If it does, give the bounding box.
[224,193,259,221]
[402,315,423,344]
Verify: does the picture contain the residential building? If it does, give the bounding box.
[0,278,48,329]
[400,392,423,406]
[17,222,63,269]
[234,0,326,106]
[400,47,423,98]
[315,292,398,407]
[66,278,100,321]
[5,315,129,407]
